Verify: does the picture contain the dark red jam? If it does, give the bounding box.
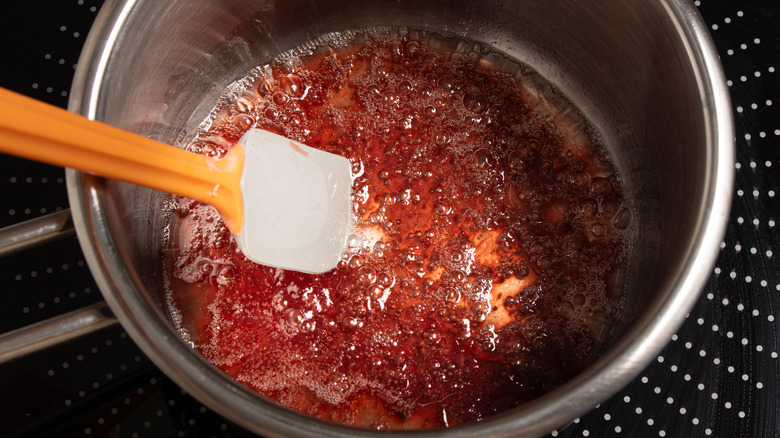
[164,30,633,429]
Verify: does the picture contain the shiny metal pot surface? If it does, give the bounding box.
[66,0,734,436]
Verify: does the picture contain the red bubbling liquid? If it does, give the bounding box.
[164,30,634,429]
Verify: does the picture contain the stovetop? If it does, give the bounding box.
[1,1,778,436]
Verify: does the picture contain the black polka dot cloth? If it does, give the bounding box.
[0,1,777,436]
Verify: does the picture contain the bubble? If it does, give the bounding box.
[406,41,420,56]
[473,149,492,169]
[257,80,273,95]
[507,151,525,172]
[445,288,461,303]
[348,255,364,269]
[423,51,439,65]
[368,212,383,224]
[505,183,523,207]
[284,308,304,327]
[506,337,523,352]
[216,266,234,285]
[486,104,503,119]
[347,234,361,248]
[186,142,204,154]
[613,207,633,230]
[389,40,403,57]
[235,95,256,113]
[418,85,434,97]
[590,177,613,195]
[389,188,408,206]
[570,171,590,188]
[369,284,384,299]
[434,202,451,215]
[196,260,213,275]
[423,105,437,117]
[536,256,552,270]
[462,90,488,113]
[231,114,254,131]
[373,241,388,253]
[600,199,622,219]
[398,80,413,93]
[451,270,465,282]
[300,319,315,333]
[351,160,364,175]
[471,301,488,315]
[272,91,290,105]
[580,198,598,218]
[264,107,278,119]
[434,131,451,145]
[439,74,456,91]
[200,142,227,158]
[378,193,396,206]
[377,272,394,287]
[383,91,398,104]
[557,301,576,318]
[504,294,517,308]
[529,240,546,254]
[450,52,466,63]
[344,317,363,329]
[516,265,529,278]
[357,266,377,285]
[590,223,606,237]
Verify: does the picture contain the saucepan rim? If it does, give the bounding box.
[65,0,734,436]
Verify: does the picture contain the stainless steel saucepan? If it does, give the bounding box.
[4,0,734,436]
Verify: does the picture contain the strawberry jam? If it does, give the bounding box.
[164,29,634,429]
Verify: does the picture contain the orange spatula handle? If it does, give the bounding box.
[0,87,244,233]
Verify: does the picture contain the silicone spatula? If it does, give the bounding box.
[0,87,353,274]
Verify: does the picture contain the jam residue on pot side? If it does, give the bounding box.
[164,29,634,429]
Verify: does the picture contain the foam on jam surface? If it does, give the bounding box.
[164,30,633,429]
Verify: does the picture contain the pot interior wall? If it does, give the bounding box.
[76,0,713,434]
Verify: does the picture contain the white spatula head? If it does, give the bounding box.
[233,129,353,274]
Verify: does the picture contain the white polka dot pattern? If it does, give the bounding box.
[0,0,777,436]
